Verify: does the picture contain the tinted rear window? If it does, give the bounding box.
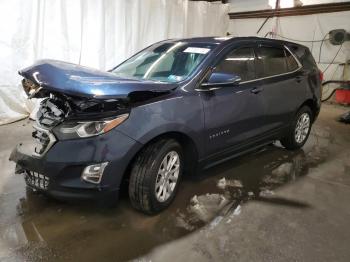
[288,45,317,70]
[285,49,299,71]
[256,46,288,77]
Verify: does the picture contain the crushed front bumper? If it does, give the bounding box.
[10,128,143,202]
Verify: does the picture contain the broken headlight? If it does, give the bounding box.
[59,114,129,138]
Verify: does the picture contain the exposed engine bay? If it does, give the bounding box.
[36,96,70,128]
[22,76,169,132]
[19,59,175,140]
[35,94,129,129]
[22,79,131,156]
[30,94,128,156]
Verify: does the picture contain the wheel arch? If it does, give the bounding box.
[298,98,319,122]
[119,131,199,192]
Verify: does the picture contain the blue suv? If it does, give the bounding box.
[10,37,322,214]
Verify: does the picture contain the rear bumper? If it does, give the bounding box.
[10,129,143,202]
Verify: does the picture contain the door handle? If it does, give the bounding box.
[250,87,263,94]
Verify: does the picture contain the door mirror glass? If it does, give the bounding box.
[202,72,241,88]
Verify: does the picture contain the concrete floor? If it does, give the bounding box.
[0,103,349,261]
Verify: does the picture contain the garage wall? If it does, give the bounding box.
[0,0,229,125]
[227,0,350,12]
[228,0,272,12]
[228,11,350,82]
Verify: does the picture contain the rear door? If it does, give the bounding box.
[200,44,266,157]
[255,43,305,132]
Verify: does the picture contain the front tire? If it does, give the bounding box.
[280,106,313,150]
[128,139,183,214]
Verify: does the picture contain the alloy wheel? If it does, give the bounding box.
[295,113,310,144]
[155,151,180,202]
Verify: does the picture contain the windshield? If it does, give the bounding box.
[112,42,215,83]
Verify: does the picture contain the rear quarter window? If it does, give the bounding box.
[288,45,317,71]
[285,49,299,71]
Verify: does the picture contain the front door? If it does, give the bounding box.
[200,45,266,157]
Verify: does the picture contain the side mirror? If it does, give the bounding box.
[201,72,241,88]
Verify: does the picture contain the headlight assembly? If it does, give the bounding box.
[59,113,129,138]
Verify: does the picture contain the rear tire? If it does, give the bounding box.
[128,139,183,214]
[280,106,313,150]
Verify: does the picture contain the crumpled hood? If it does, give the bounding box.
[19,59,177,99]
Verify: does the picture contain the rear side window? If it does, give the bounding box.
[285,50,299,71]
[287,44,317,71]
[213,47,255,82]
[256,46,288,77]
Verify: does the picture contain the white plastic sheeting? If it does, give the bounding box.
[0,0,229,125]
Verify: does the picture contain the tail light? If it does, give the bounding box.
[319,70,324,82]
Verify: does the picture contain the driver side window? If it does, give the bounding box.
[214,47,256,82]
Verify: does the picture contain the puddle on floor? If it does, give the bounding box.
[0,127,332,261]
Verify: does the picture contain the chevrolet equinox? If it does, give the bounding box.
[10,37,322,214]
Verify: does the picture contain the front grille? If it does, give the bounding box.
[25,170,50,190]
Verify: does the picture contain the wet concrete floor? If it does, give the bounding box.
[0,103,348,261]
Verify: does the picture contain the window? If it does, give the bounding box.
[285,49,299,71]
[256,46,288,77]
[112,42,214,83]
[213,47,256,82]
[299,48,317,70]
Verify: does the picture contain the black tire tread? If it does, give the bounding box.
[281,106,312,150]
[128,139,173,214]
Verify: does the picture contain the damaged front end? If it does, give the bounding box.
[10,77,135,193]
[15,91,130,162]
[17,59,175,153]
[35,92,129,128]
[12,58,175,162]
[26,91,134,162]
[10,59,176,198]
